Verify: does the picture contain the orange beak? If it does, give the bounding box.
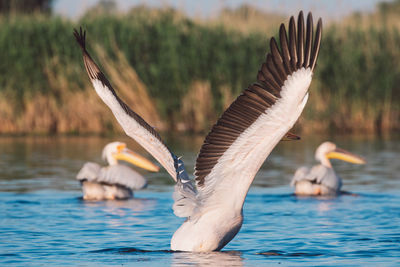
[113,144,159,172]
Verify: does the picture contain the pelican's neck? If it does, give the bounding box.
[320,156,332,168]
[106,154,118,166]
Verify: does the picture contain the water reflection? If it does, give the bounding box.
[80,197,158,227]
[316,201,333,213]
[172,251,243,267]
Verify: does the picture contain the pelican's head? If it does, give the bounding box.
[102,141,159,172]
[315,141,366,168]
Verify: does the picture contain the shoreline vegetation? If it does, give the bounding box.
[0,4,399,135]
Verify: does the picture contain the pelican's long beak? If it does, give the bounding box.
[113,145,160,172]
[326,148,366,164]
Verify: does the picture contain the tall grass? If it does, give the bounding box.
[310,25,400,133]
[0,6,398,135]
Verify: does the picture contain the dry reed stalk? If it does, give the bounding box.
[0,92,19,133]
[55,89,118,134]
[43,56,123,134]
[180,80,215,133]
[219,85,235,111]
[21,94,59,134]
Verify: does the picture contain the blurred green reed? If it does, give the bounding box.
[0,8,398,134]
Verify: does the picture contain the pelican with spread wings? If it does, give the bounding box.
[74,11,322,252]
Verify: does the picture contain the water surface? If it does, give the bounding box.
[0,135,399,266]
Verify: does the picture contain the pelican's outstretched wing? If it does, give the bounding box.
[194,12,322,210]
[73,28,181,181]
[290,166,313,186]
[76,162,102,181]
[77,162,147,190]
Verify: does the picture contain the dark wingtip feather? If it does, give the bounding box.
[307,12,314,26]
[73,27,86,50]
[288,15,298,70]
[303,12,313,68]
[310,18,323,71]
[297,11,305,68]
[279,23,292,73]
[317,18,323,29]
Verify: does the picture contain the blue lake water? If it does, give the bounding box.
[0,135,399,266]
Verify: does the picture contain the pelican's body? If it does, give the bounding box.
[76,142,159,200]
[291,141,366,196]
[171,67,315,251]
[171,207,244,251]
[74,11,322,251]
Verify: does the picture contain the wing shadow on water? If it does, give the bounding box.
[89,247,169,254]
[257,250,326,258]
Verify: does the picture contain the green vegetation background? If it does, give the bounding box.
[0,3,399,135]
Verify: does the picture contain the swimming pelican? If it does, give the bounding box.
[291,141,366,196]
[76,141,159,200]
[74,11,322,251]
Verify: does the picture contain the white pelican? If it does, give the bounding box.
[74,11,322,251]
[291,141,366,196]
[76,141,159,200]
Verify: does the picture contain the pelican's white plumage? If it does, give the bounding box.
[291,141,366,196]
[74,11,322,251]
[76,141,159,200]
